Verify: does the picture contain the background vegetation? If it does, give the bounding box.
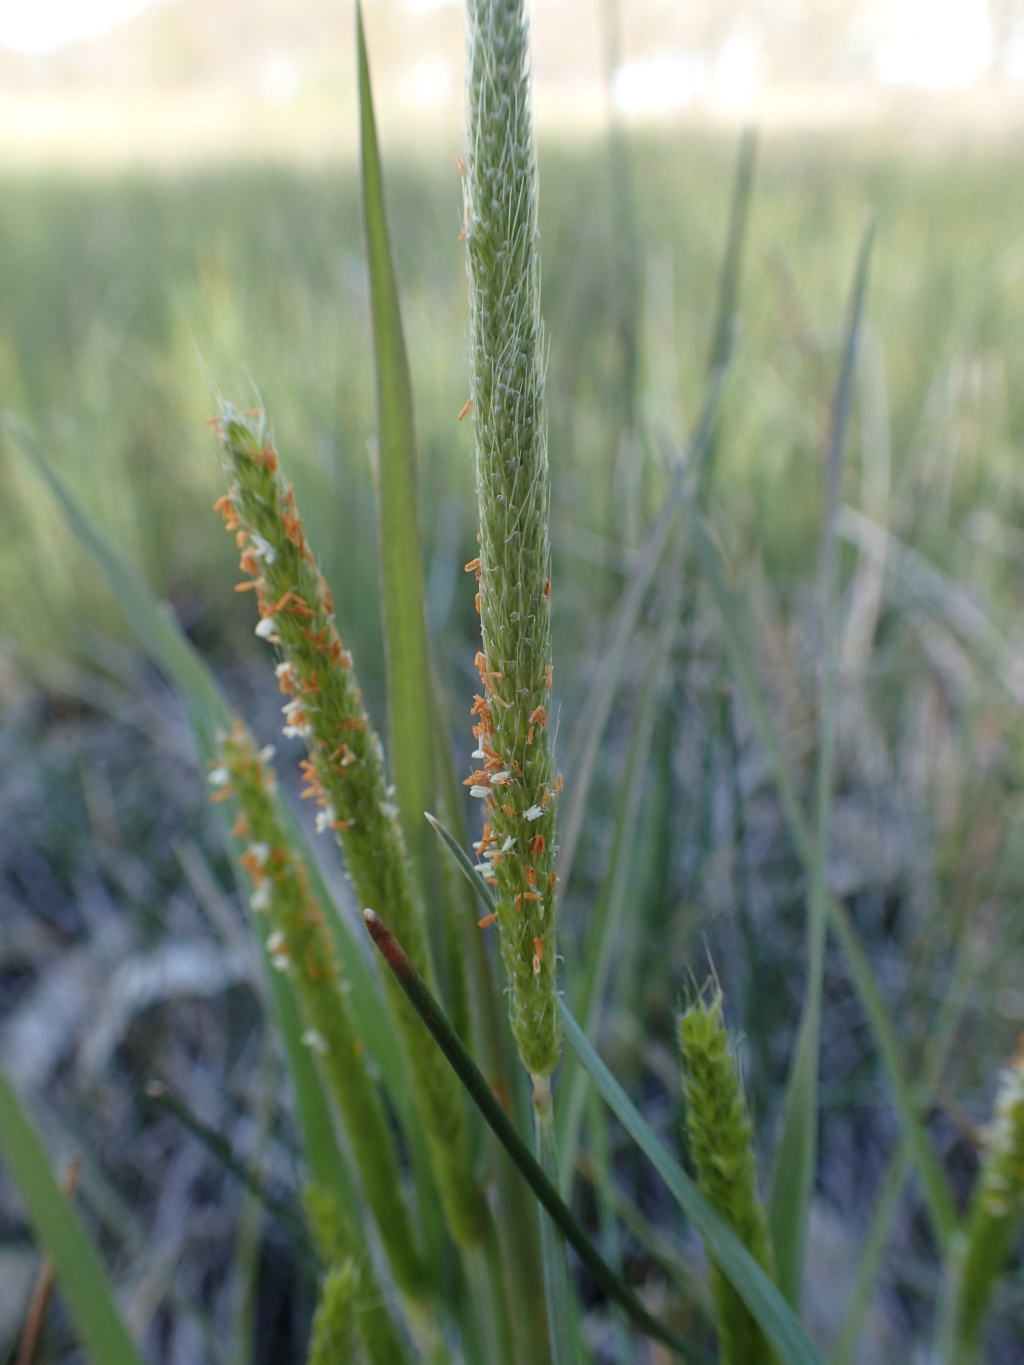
[2,112,1024,1360]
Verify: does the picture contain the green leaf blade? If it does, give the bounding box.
[0,1063,145,1365]
[356,2,437,913]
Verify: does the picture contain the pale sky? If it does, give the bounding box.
[0,0,1015,90]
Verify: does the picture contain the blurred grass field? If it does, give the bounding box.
[4,122,1024,1358]
[3,129,1024,678]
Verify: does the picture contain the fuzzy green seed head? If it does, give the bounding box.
[678,988,777,1365]
[213,405,484,1248]
[956,1039,1024,1354]
[213,724,427,1296]
[306,1259,359,1365]
[463,0,559,1080]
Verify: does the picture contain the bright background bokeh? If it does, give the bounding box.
[2,0,1024,168]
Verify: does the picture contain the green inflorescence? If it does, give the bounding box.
[306,1260,359,1365]
[214,404,484,1248]
[212,723,426,1296]
[953,1041,1024,1361]
[463,0,560,1081]
[678,988,778,1365]
[304,1188,413,1365]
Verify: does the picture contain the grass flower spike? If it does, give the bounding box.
[212,722,427,1295]
[306,1260,359,1365]
[678,988,778,1365]
[304,1188,413,1365]
[214,404,484,1248]
[463,0,559,1082]
[951,1038,1024,1360]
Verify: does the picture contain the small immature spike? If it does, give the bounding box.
[678,988,778,1365]
[952,1038,1024,1360]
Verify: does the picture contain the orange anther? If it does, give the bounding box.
[530,834,545,855]
[458,397,473,422]
[478,912,498,928]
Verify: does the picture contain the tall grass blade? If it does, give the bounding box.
[707,129,758,379]
[556,129,750,897]
[769,216,876,1304]
[3,416,229,729]
[535,1082,577,1365]
[830,1139,908,1365]
[356,3,438,918]
[558,364,731,896]
[559,1005,826,1365]
[556,533,685,1190]
[690,524,957,1250]
[362,909,694,1360]
[0,1061,144,1365]
[146,1079,318,1262]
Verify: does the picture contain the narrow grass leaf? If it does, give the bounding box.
[535,1088,578,1365]
[146,1078,317,1263]
[760,217,873,1300]
[830,1139,909,1365]
[357,2,437,912]
[559,1004,826,1365]
[0,1061,144,1365]
[707,128,758,378]
[426,811,500,922]
[556,533,686,1190]
[4,417,229,729]
[690,520,957,1250]
[362,909,694,1361]
[558,363,731,896]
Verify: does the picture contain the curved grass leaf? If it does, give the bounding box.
[0,1061,144,1365]
[769,214,875,1304]
[559,1005,826,1365]
[361,909,694,1361]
